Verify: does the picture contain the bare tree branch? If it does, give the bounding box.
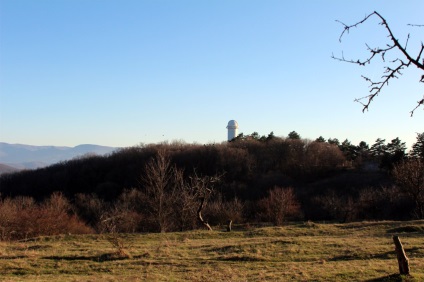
[336,13,375,43]
[197,195,212,231]
[333,11,424,115]
[189,171,225,231]
[410,96,424,117]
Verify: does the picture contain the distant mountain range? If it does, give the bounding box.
[0,142,118,174]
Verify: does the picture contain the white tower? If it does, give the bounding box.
[226,120,239,141]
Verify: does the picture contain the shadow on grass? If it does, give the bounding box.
[0,255,27,260]
[44,255,106,262]
[43,252,149,262]
[387,226,424,233]
[366,274,416,282]
[330,251,393,261]
[216,255,266,262]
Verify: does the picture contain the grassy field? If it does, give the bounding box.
[0,220,423,281]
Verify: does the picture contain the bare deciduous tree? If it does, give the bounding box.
[333,11,424,116]
[392,159,424,219]
[141,149,179,232]
[188,172,224,231]
[173,168,199,231]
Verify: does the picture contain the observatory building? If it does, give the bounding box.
[226,120,239,141]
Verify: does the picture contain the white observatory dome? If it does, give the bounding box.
[227,120,239,129]
[226,120,239,141]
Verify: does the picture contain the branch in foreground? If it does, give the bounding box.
[334,11,424,115]
[410,97,424,117]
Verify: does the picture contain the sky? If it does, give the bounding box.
[0,0,423,150]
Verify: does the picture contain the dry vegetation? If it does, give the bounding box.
[1,220,423,281]
[1,139,423,281]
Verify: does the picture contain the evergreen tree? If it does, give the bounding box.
[232,133,244,142]
[381,137,407,170]
[266,131,276,141]
[369,138,387,158]
[251,132,260,140]
[339,139,358,161]
[315,136,326,143]
[356,141,370,160]
[288,131,300,140]
[327,138,340,146]
[357,141,369,153]
[410,132,424,159]
[386,137,406,156]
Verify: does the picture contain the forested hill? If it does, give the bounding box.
[1,138,353,198]
[1,137,404,221]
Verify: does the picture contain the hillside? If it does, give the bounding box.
[1,140,408,228]
[0,163,20,175]
[0,142,118,170]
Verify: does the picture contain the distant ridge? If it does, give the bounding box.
[0,163,21,175]
[0,142,118,172]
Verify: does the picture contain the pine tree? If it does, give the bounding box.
[288,131,300,140]
[410,133,424,159]
[369,138,387,158]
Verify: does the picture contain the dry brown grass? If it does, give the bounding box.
[0,220,423,281]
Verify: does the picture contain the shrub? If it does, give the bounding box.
[257,186,301,226]
[204,196,245,226]
[0,193,93,241]
[393,159,424,219]
[73,193,108,229]
[316,191,357,223]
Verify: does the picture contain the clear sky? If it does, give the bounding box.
[0,1,423,150]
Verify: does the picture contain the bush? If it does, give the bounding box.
[393,159,424,219]
[0,193,93,241]
[73,193,108,229]
[257,186,301,226]
[204,196,245,226]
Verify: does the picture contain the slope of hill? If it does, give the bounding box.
[0,142,118,170]
[0,163,21,175]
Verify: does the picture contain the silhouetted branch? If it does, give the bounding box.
[410,97,424,117]
[333,11,424,115]
[197,195,212,231]
[189,171,225,231]
[336,13,375,43]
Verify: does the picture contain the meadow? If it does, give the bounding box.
[0,220,423,281]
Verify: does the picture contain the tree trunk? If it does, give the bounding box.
[227,220,232,232]
[393,236,410,275]
[197,197,212,231]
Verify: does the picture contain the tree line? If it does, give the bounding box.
[0,132,423,239]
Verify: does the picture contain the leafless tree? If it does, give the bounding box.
[173,168,199,231]
[392,159,424,219]
[188,172,224,231]
[141,149,179,232]
[333,11,424,116]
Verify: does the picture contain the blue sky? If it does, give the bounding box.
[0,1,423,150]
